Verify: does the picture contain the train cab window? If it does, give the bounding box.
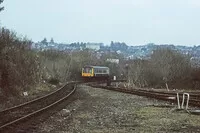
[83,67,91,73]
[89,69,92,74]
[83,68,86,73]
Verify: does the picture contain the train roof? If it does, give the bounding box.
[83,65,109,69]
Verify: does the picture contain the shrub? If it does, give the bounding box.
[128,48,192,89]
[151,48,191,83]
[0,27,40,97]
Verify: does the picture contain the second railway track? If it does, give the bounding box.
[89,82,200,109]
[0,81,78,132]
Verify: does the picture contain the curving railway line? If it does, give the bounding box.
[0,81,79,132]
[1,79,200,132]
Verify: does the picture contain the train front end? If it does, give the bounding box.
[82,66,94,81]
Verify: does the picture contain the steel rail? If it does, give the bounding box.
[0,82,70,114]
[90,84,200,108]
[0,81,82,114]
[0,82,77,131]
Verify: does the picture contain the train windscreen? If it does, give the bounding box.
[83,67,92,74]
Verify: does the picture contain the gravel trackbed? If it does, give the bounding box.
[35,85,200,133]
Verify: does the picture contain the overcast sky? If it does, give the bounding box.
[0,0,200,46]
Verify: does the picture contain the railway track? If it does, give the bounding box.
[1,79,199,131]
[0,81,78,132]
[89,83,200,109]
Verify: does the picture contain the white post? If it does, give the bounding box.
[181,93,190,110]
[165,83,169,91]
[177,93,180,109]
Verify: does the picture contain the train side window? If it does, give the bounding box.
[106,69,109,73]
[99,69,102,73]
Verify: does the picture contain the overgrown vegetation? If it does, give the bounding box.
[38,49,99,83]
[1,25,200,100]
[128,48,199,89]
[0,29,124,98]
[0,28,40,98]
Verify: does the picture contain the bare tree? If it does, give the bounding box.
[0,28,40,97]
[151,48,191,90]
[127,48,191,90]
[0,0,4,12]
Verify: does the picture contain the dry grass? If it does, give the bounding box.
[135,106,200,132]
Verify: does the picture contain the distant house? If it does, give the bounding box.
[106,58,119,64]
[85,43,101,51]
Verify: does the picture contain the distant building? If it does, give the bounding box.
[110,41,128,51]
[106,58,119,64]
[116,50,121,54]
[85,43,101,51]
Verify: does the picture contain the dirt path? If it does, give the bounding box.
[35,85,200,133]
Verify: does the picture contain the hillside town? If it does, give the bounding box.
[33,38,200,66]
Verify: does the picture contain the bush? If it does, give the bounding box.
[39,50,70,82]
[128,48,192,89]
[39,49,100,82]
[48,77,60,85]
[0,27,40,97]
[151,48,191,82]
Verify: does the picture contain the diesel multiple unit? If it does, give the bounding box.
[82,66,110,80]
